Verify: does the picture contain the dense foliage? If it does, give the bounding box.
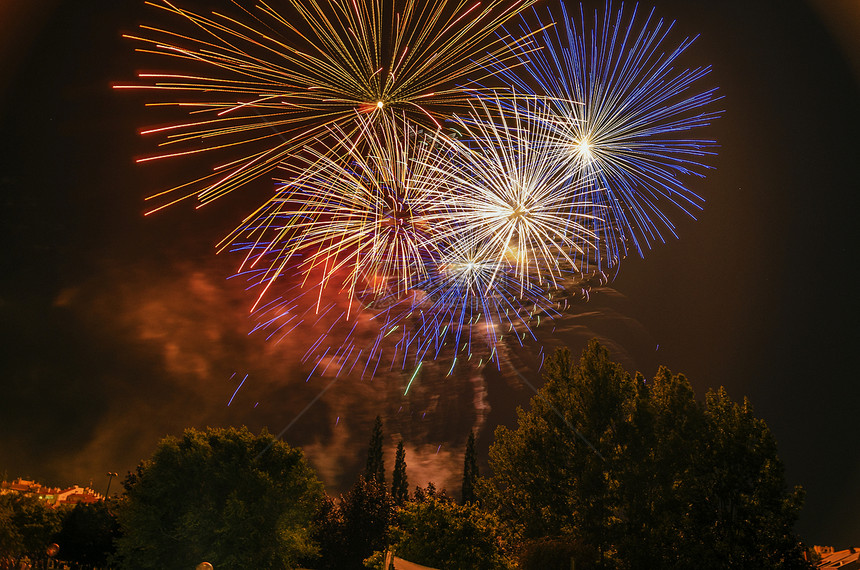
[482,340,811,570]
[114,426,323,569]
[387,495,516,570]
[309,475,394,570]
[0,493,62,567]
[54,500,119,566]
[1,340,815,569]
[310,420,395,570]
[518,536,598,570]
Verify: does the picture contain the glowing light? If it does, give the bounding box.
[573,136,593,162]
[119,0,720,380]
[404,362,423,395]
[426,93,599,290]
[494,1,722,273]
[119,0,539,210]
[226,113,451,308]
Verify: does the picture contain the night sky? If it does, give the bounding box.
[2,0,859,549]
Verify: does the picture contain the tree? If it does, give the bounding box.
[305,495,346,570]
[392,440,408,506]
[462,430,479,504]
[483,340,811,570]
[0,496,15,561]
[0,493,62,568]
[485,340,635,558]
[54,500,120,567]
[365,416,385,484]
[311,476,393,570]
[114,426,324,569]
[385,496,516,570]
[517,537,599,570]
[682,388,810,570]
[341,476,393,568]
[412,481,446,503]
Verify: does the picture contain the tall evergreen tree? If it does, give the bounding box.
[462,430,479,504]
[392,440,408,505]
[365,415,385,484]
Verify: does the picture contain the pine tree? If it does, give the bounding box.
[462,430,479,504]
[392,440,408,505]
[365,416,385,484]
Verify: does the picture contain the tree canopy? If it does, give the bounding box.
[311,475,393,570]
[54,500,119,566]
[380,495,515,570]
[482,340,810,570]
[0,493,62,567]
[114,426,323,570]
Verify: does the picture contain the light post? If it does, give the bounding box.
[105,472,118,498]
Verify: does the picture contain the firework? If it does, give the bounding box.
[226,113,452,311]
[117,0,537,211]
[118,0,721,380]
[239,237,564,381]
[230,107,573,367]
[407,235,559,364]
[230,99,597,372]
[492,1,722,273]
[427,93,600,291]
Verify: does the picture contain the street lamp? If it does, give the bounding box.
[105,472,118,498]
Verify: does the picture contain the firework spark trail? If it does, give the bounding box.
[120,0,721,382]
[426,93,601,291]
[491,1,722,275]
[225,113,453,312]
[116,0,539,212]
[405,236,560,363]
[229,96,603,376]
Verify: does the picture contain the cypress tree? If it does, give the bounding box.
[392,440,408,505]
[365,416,385,484]
[462,430,479,504]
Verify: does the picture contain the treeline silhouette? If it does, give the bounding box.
[1,341,815,569]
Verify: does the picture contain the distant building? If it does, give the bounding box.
[815,546,860,569]
[0,478,103,507]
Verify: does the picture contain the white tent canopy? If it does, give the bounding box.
[383,550,440,570]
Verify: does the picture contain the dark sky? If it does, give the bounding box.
[1,0,859,549]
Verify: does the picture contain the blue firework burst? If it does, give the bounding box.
[493,1,722,274]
